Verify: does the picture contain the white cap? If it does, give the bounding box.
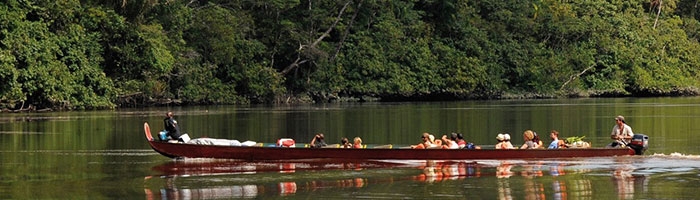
[496,134,505,141]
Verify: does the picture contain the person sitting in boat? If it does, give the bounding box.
[310,133,327,148]
[163,112,187,142]
[441,134,459,149]
[608,115,634,148]
[495,134,513,149]
[521,130,540,149]
[411,133,433,149]
[353,137,363,149]
[547,130,566,149]
[532,131,544,148]
[453,133,467,148]
[455,133,482,149]
[341,137,352,148]
[429,134,442,146]
[503,134,514,149]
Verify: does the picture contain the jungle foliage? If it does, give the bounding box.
[2,0,700,109]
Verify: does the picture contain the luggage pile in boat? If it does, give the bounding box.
[186,138,257,147]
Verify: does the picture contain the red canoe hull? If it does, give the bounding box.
[143,123,635,160]
[147,140,635,160]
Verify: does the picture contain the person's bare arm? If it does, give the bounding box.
[622,133,633,139]
[310,136,317,146]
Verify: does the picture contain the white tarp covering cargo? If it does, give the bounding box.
[186,138,256,146]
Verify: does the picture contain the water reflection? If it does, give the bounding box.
[497,161,514,178]
[148,183,259,199]
[145,159,405,199]
[148,160,579,199]
[521,161,545,177]
[278,182,296,195]
[551,181,566,200]
[497,178,513,200]
[520,162,546,200]
[145,177,375,199]
[144,158,676,199]
[548,163,566,177]
[613,162,648,200]
[149,159,406,176]
[567,179,593,199]
[413,161,482,182]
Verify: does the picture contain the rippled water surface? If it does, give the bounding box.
[2,97,700,199]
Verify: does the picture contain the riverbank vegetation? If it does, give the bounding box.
[2,0,700,110]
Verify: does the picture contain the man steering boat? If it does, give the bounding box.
[608,115,633,148]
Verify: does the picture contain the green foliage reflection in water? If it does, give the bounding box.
[2,0,700,109]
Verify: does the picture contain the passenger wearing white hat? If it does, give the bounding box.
[495,133,514,149]
[503,134,514,149]
[496,134,505,141]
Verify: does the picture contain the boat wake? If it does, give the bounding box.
[648,152,700,160]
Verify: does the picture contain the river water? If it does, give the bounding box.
[1,97,700,199]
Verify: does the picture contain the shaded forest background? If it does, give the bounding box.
[2,0,700,110]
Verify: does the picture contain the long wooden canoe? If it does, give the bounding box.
[144,122,636,160]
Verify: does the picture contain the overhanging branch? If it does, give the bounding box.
[280,1,352,76]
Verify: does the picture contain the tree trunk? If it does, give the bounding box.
[560,64,595,90]
[280,1,352,76]
[331,0,363,63]
[653,0,663,29]
[280,56,309,75]
[694,0,698,18]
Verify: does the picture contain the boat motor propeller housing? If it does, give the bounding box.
[629,134,649,155]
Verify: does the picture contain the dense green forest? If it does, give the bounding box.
[1,0,700,110]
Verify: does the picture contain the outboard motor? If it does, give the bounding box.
[628,134,649,155]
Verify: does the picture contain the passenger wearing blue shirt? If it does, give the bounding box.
[548,130,565,149]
